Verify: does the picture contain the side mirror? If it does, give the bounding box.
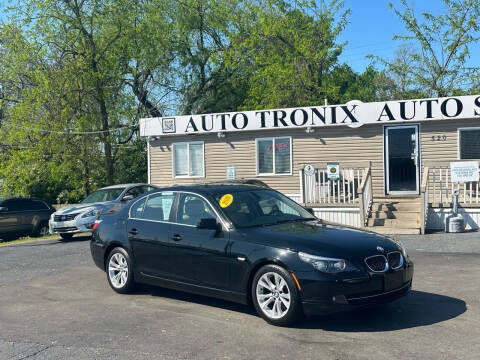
[197,218,218,229]
[305,207,315,216]
[196,218,222,236]
[0,207,8,212]
[122,195,134,202]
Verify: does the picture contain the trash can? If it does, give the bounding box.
[445,190,465,233]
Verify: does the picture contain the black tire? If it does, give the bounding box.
[106,247,136,294]
[60,233,74,240]
[33,223,50,238]
[251,264,303,326]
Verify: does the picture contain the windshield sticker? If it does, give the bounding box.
[219,194,233,208]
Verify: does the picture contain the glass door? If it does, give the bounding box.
[385,125,420,194]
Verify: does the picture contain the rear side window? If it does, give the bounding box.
[141,186,156,193]
[29,200,50,210]
[125,186,144,198]
[142,193,175,222]
[130,198,146,218]
[2,199,26,211]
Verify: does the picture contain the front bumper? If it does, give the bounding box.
[298,260,414,316]
[49,216,97,234]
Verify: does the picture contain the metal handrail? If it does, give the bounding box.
[420,166,430,234]
[358,167,372,227]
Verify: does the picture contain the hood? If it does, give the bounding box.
[54,201,114,215]
[238,220,401,260]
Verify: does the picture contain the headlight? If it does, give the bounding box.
[81,208,101,218]
[298,252,358,273]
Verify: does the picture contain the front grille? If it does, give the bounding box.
[54,213,79,222]
[388,251,403,269]
[365,255,388,272]
[53,226,78,232]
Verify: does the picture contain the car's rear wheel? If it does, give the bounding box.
[106,247,135,294]
[59,233,73,240]
[252,264,303,326]
[33,223,49,237]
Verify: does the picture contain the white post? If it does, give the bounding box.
[147,136,151,184]
[299,169,305,204]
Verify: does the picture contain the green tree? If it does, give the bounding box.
[0,0,175,202]
[228,0,349,109]
[379,0,480,97]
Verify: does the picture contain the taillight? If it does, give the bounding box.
[92,220,101,232]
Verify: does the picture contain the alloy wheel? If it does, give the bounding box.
[256,272,291,319]
[39,226,49,237]
[108,253,129,289]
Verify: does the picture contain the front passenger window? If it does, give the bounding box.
[142,193,175,222]
[177,194,216,226]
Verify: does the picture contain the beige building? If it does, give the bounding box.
[141,95,480,234]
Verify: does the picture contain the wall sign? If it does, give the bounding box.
[450,161,479,182]
[304,164,315,176]
[140,95,480,137]
[226,166,236,180]
[327,162,340,181]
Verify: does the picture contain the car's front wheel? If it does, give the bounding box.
[106,247,135,294]
[252,264,303,326]
[33,223,49,237]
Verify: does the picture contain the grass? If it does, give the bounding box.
[0,233,91,247]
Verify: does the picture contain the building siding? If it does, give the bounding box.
[149,118,480,198]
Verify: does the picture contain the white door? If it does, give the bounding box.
[385,125,420,195]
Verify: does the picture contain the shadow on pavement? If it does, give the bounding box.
[135,286,466,331]
[135,284,256,315]
[1,235,92,247]
[59,235,92,242]
[302,290,467,331]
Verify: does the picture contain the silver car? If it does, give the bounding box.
[49,183,156,240]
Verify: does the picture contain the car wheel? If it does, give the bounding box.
[33,223,50,238]
[59,233,74,240]
[106,247,135,294]
[252,264,303,326]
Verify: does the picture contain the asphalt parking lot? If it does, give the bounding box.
[0,236,479,360]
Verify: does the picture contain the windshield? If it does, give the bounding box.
[82,188,125,203]
[214,189,315,228]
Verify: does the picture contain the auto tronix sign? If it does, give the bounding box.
[140,95,480,137]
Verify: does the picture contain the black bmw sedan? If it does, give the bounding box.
[90,184,413,326]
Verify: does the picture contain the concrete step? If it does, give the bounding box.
[374,196,421,202]
[370,210,420,220]
[364,226,421,235]
[367,217,421,227]
[371,203,422,212]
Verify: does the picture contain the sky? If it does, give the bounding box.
[338,0,480,72]
[0,0,479,74]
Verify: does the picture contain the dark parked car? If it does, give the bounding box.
[90,184,413,326]
[0,197,55,240]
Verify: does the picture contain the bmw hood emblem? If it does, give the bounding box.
[376,246,385,252]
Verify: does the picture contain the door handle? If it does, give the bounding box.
[129,228,138,235]
[171,234,182,242]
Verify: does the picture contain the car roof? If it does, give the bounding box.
[98,183,153,190]
[0,196,50,203]
[152,183,268,196]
